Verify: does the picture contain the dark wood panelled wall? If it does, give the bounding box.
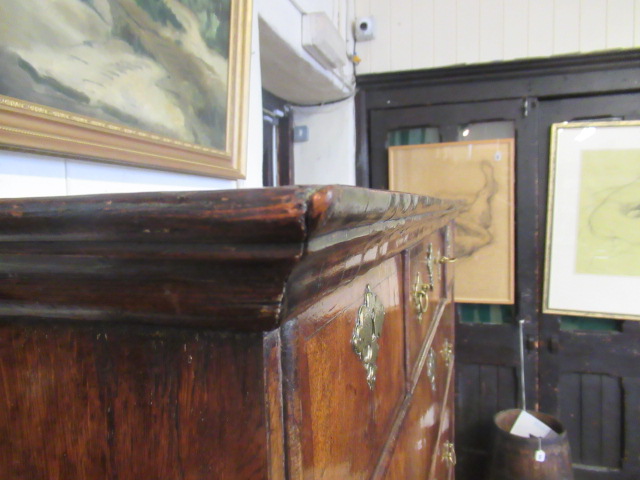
[0,186,458,479]
[356,50,640,480]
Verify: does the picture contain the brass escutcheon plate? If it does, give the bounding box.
[413,243,437,323]
[351,285,386,390]
[442,441,457,466]
[441,339,454,368]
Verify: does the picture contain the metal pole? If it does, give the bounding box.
[519,319,527,411]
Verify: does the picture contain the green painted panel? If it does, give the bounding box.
[559,316,620,332]
[458,304,514,324]
[388,127,440,146]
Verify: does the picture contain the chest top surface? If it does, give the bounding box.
[0,186,457,330]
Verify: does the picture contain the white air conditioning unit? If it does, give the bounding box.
[302,12,348,70]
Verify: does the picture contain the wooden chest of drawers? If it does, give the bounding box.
[0,186,457,479]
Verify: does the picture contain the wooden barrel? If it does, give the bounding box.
[488,409,574,480]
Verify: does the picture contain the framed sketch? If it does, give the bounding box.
[389,139,515,304]
[0,0,252,179]
[544,121,640,321]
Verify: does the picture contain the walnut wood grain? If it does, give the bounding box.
[264,330,286,480]
[0,187,458,480]
[382,327,442,479]
[287,257,406,480]
[429,371,456,480]
[0,322,269,479]
[429,310,456,480]
[0,186,457,330]
[375,299,455,480]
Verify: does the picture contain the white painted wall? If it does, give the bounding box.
[238,4,265,190]
[0,3,264,199]
[258,0,354,103]
[293,97,356,186]
[292,0,640,188]
[9,1,634,195]
[258,0,358,186]
[295,0,640,186]
[0,0,360,197]
[354,0,640,74]
[0,151,241,198]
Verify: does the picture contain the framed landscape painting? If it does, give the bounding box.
[544,121,640,321]
[389,139,515,304]
[0,0,252,178]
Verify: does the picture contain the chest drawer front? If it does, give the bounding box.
[429,341,456,480]
[382,302,455,480]
[289,256,405,480]
[405,230,446,378]
[430,398,455,480]
[382,341,441,479]
[434,302,455,395]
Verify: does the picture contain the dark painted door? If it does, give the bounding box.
[369,98,541,478]
[368,92,640,480]
[536,93,640,480]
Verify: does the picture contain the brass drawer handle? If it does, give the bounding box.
[413,243,438,322]
[442,441,457,466]
[441,339,454,368]
[439,256,457,264]
[352,285,385,390]
[413,272,431,322]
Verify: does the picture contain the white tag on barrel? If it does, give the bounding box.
[535,437,546,462]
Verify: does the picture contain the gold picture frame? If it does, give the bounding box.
[0,0,252,179]
[389,139,515,304]
[543,121,640,321]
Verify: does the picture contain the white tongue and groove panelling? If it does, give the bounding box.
[354,0,640,74]
[0,151,235,199]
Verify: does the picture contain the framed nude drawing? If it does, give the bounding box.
[389,139,515,304]
[0,0,252,179]
[544,121,640,321]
